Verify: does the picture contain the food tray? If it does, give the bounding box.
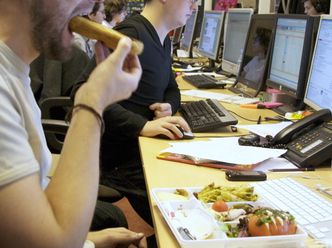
[151,187,307,248]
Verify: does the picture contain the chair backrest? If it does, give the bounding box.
[40,97,73,153]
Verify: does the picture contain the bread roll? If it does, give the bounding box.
[69,16,144,55]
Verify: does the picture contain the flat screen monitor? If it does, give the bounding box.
[222,8,253,76]
[197,11,225,62]
[180,11,198,57]
[231,14,276,97]
[172,26,183,44]
[304,17,332,112]
[266,15,319,113]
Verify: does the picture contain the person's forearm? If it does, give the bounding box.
[45,109,101,245]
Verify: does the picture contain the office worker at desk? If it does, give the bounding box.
[74,0,194,228]
[0,0,146,247]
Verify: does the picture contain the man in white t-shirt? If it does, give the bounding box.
[0,0,146,247]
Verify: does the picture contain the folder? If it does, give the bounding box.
[157,152,259,171]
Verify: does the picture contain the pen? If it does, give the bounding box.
[269,167,315,172]
[240,104,266,109]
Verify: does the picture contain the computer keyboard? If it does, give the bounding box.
[179,99,238,132]
[252,178,332,241]
[182,74,226,89]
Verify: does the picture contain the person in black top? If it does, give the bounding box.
[74,0,198,228]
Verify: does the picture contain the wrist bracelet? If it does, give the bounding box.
[66,104,105,134]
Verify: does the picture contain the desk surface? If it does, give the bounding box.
[140,136,332,248]
[140,77,332,247]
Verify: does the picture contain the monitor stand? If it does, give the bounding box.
[215,65,233,77]
[273,100,305,115]
[200,59,216,72]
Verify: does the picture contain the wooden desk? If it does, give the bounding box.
[140,78,332,247]
[139,136,332,248]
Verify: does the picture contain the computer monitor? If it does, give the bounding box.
[197,11,225,70]
[230,14,276,97]
[179,8,204,58]
[172,26,183,45]
[304,16,332,112]
[221,8,253,77]
[266,15,319,114]
[180,11,198,57]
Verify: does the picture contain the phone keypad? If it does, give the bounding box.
[288,128,332,156]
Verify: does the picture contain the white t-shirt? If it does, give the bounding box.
[0,41,52,189]
[243,56,266,83]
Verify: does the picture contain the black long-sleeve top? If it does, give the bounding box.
[96,14,181,168]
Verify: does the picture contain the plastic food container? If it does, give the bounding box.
[151,187,307,248]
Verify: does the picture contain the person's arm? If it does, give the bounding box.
[0,38,141,248]
[103,103,148,138]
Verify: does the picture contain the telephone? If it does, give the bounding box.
[272,109,332,168]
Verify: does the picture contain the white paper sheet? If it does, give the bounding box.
[164,137,286,165]
[253,158,298,172]
[181,90,260,104]
[236,122,293,138]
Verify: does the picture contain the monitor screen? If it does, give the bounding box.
[172,26,183,44]
[304,17,332,112]
[180,11,198,55]
[222,8,253,76]
[233,14,276,97]
[266,15,318,100]
[197,11,225,61]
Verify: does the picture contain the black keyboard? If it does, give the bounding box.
[182,74,226,89]
[179,99,238,132]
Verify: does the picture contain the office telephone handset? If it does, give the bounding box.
[239,109,332,168]
[273,109,332,168]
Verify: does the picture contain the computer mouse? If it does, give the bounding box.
[178,126,195,139]
[157,126,195,140]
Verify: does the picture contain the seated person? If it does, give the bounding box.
[0,0,146,247]
[240,28,271,84]
[103,0,128,28]
[73,0,196,229]
[303,0,330,15]
[73,1,106,58]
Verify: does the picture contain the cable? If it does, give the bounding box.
[227,110,260,123]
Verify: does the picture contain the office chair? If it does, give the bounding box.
[40,96,124,202]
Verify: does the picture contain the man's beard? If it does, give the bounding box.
[29,3,72,61]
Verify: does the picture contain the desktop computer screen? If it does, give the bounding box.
[180,11,198,57]
[266,15,319,113]
[197,11,225,62]
[179,8,204,58]
[172,26,183,45]
[231,14,276,97]
[304,17,332,112]
[222,8,253,76]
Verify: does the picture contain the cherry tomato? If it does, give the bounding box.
[212,200,228,212]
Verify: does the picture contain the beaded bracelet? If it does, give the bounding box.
[66,104,105,134]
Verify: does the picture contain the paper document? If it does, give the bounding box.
[181,90,260,104]
[162,137,286,165]
[237,122,293,138]
[254,158,298,172]
[176,49,189,58]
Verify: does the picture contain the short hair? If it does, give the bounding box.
[303,0,330,14]
[90,2,102,16]
[105,0,127,22]
[254,27,272,53]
